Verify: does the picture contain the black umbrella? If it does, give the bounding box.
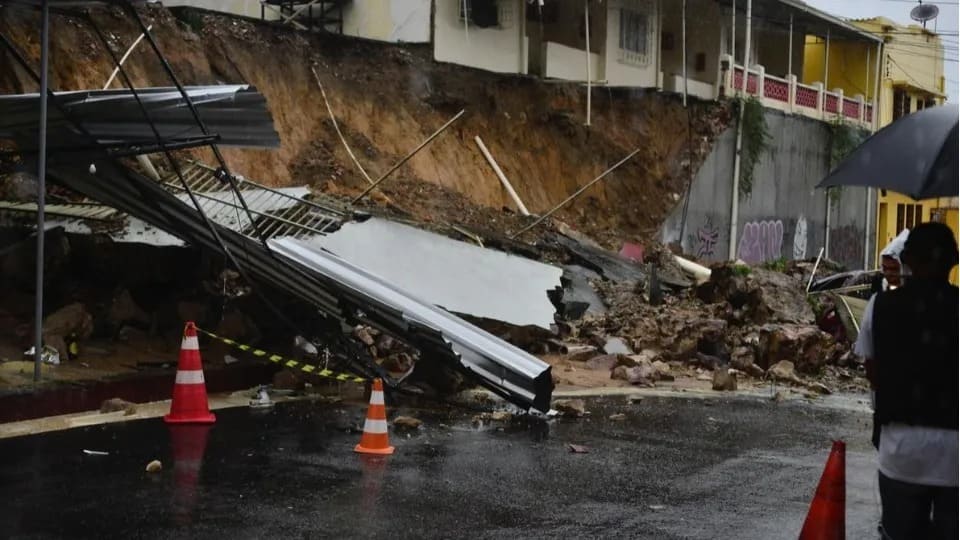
[817,104,958,200]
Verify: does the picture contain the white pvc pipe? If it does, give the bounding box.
[584,0,591,126]
[103,25,152,90]
[674,255,711,284]
[728,0,751,260]
[475,136,530,216]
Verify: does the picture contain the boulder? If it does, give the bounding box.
[100,397,137,415]
[553,399,586,418]
[712,368,738,391]
[585,354,620,371]
[757,324,837,373]
[43,303,94,340]
[767,360,801,383]
[393,416,423,430]
[352,326,375,347]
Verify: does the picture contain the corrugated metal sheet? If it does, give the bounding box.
[0,86,279,156]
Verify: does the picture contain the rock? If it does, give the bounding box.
[145,460,163,473]
[603,337,634,355]
[393,416,423,430]
[380,352,414,373]
[553,399,586,418]
[585,354,619,371]
[352,326,375,346]
[272,370,304,391]
[806,382,833,395]
[757,324,837,373]
[767,360,801,383]
[108,289,150,328]
[693,352,724,370]
[100,398,137,415]
[43,303,94,356]
[771,390,788,403]
[489,410,513,422]
[611,364,655,385]
[711,368,738,391]
[651,360,674,381]
[697,264,815,325]
[375,334,399,355]
[609,413,627,421]
[568,444,590,453]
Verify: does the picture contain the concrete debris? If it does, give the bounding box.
[585,354,619,371]
[806,382,833,395]
[711,368,737,391]
[603,337,633,355]
[757,324,839,373]
[697,264,815,325]
[608,413,627,421]
[393,416,423,430]
[145,460,163,473]
[553,399,586,418]
[767,360,801,384]
[771,390,788,403]
[352,326,376,347]
[556,265,607,319]
[611,364,656,386]
[100,398,137,416]
[568,444,590,453]
[82,449,110,456]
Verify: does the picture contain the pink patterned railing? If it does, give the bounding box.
[764,76,789,103]
[796,85,819,109]
[842,98,860,120]
[732,68,759,95]
[825,94,839,114]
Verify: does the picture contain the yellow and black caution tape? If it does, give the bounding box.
[196,328,366,383]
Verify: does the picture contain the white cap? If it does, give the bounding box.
[880,228,910,263]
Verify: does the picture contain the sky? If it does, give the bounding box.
[806,0,959,102]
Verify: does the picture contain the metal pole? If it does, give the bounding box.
[823,29,830,91]
[682,0,688,107]
[728,0,750,260]
[511,148,641,238]
[873,42,882,131]
[584,0,591,126]
[787,14,793,76]
[352,109,465,203]
[731,0,736,64]
[34,0,50,382]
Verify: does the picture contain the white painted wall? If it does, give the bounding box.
[342,0,431,43]
[160,0,275,20]
[543,42,602,81]
[434,0,528,74]
[603,0,659,87]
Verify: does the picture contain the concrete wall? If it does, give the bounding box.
[434,0,528,74]
[543,42,602,81]
[341,0,430,43]
[660,0,720,89]
[661,110,876,270]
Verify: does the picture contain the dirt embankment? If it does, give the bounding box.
[1,6,729,247]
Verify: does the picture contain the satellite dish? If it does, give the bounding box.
[910,3,939,25]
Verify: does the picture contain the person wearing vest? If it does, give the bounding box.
[855,222,959,539]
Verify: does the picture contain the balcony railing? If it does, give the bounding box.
[722,55,874,130]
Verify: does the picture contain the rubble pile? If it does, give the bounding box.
[556,260,864,391]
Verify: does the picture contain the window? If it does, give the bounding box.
[619,8,651,66]
[896,202,925,231]
[459,0,502,28]
[695,52,706,72]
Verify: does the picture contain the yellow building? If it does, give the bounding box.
[804,17,956,279]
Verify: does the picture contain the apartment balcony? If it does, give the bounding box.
[719,55,874,131]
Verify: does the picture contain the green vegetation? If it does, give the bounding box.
[737,96,772,198]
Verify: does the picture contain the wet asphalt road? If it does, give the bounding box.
[0,393,879,539]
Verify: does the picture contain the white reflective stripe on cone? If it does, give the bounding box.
[362,418,388,434]
[181,335,200,351]
[175,370,205,384]
[369,391,385,406]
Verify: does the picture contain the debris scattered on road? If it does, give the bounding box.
[767,360,801,384]
[711,368,737,391]
[393,416,423,430]
[100,398,137,416]
[82,449,109,456]
[567,444,590,453]
[553,399,586,418]
[608,413,626,421]
[145,460,163,473]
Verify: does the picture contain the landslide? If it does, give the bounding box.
[0,6,730,247]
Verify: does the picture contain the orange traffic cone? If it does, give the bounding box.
[168,424,212,525]
[799,440,846,540]
[354,378,394,455]
[164,322,216,424]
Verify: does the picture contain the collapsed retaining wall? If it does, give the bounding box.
[661,110,876,270]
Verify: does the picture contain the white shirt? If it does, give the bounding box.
[855,294,959,487]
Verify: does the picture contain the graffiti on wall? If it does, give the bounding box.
[690,217,721,260]
[792,215,808,260]
[830,224,864,270]
[737,220,784,264]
